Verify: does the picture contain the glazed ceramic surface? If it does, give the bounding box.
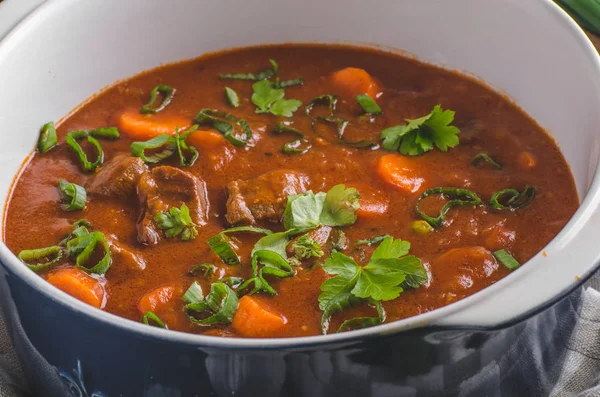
[0,0,599,396]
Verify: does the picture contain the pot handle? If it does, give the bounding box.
[0,0,46,42]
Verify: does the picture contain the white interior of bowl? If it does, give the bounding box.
[0,0,599,345]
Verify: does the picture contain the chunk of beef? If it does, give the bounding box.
[225,170,310,225]
[87,154,148,198]
[136,166,209,246]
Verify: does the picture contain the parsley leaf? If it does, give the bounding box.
[154,204,198,241]
[318,236,427,333]
[381,105,460,156]
[292,235,324,260]
[251,80,302,117]
[284,184,360,231]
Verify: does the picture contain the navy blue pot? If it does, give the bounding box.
[0,258,583,397]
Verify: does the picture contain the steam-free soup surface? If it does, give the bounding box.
[4,45,578,338]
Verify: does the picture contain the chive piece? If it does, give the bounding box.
[184,282,239,325]
[489,186,536,211]
[194,109,252,147]
[66,231,112,275]
[355,94,382,115]
[154,204,198,241]
[224,87,240,108]
[207,226,273,266]
[140,85,175,114]
[276,78,304,88]
[219,59,278,81]
[189,263,216,278]
[493,249,521,270]
[411,220,434,235]
[471,153,502,170]
[58,219,93,246]
[65,128,120,172]
[239,249,294,296]
[356,234,392,246]
[222,276,244,289]
[174,125,199,167]
[182,281,204,304]
[273,122,311,154]
[130,134,176,164]
[337,300,385,333]
[311,115,378,149]
[305,94,338,116]
[415,187,483,228]
[57,180,87,211]
[37,121,58,153]
[141,311,168,329]
[18,246,63,272]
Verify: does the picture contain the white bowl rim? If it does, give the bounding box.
[0,0,599,349]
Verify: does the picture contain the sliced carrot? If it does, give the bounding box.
[517,151,536,171]
[376,154,426,194]
[137,285,178,314]
[330,67,380,99]
[118,110,191,140]
[46,268,105,309]
[186,130,226,151]
[231,295,287,338]
[346,181,389,218]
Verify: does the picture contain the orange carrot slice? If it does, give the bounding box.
[330,67,380,99]
[118,110,191,140]
[232,295,287,338]
[377,154,426,194]
[46,268,105,308]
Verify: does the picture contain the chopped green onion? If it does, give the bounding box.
[66,231,112,275]
[130,134,176,164]
[182,281,204,304]
[194,109,252,147]
[140,85,175,114]
[154,203,198,241]
[411,220,434,235]
[239,249,294,296]
[493,249,521,270]
[273,122,311,154]
[65,128,120,172]
[311,115,378,149]
[58,219,92,246]
[276,78,304,88]
[18,246,63,272]
[415,187,483,228]
[305,94,337,116]
[57,180,87,211]
[337,300,385,333]
[222,276,244,289]
[471,153,502,170]
[489,186,536,211]
[174,125,199,167]
[219,59,277,81]
[292,235,324,260]
[189,263,216,278]
[184,282,239,326]
[224,87,240,108]
[37,121,58,153]
[355,94,382,115]
[207,226,272,265]
[141,311,168,329]
[355,234,392,246]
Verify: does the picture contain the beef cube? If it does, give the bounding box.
[87,154,148,198]
[225,170,310,225]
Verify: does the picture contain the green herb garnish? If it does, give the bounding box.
[194,109,253,147]
[292,235,324,260]
[489,186,536,211]
[141,311,168,329]
[66,231,112,275]
[189,263,216,278]
[154,203,198,241]
[18,246,63,272]
[58,180,87,211]
[319,236,426,334]
[415,187,482,228]
[251,80,302,117]
[37,121,58,153]
[66,128,120,172]
[273,122,311,154]
[356,235,391,246]
[140,85,175,114]
[225,87,240,108]
[312,115,378,149]
[471,153,502,170]
[207,226,273,265]
[355,94,382,114]
[305,94,337,116]
[381,105,460,156]
[184,282,239,326]
[493,249,521,270]
[219,60,278,81]
[337,300,385,333]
